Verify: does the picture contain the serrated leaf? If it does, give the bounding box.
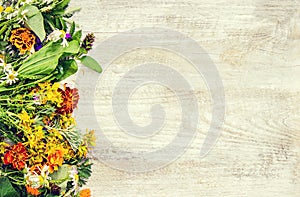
[80,56,102,73]
[24,5,46,41]
[60,129,82,151]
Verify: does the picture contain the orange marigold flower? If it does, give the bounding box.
[3,142,28,170]
[46,149,65,173]
[80,189,91,197]
[57,84,79,114]
[9,28,36,54]
[26,185,40,196]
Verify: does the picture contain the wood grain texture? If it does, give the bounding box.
[69,0,300,196]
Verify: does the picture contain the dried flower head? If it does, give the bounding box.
[81,33,95,52]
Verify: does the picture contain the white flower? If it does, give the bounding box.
[6,10,18,20]
[1,70,19,85]
[20,0,33,5]
[0,62,13,73]
[24,168,40,189]
[47,29,68,47]
[18,9,29,23]
[47,29,63,42]
[61,37,69,47]
[24,165,51,189]
[45,0,53,4]
[69,166,79,193]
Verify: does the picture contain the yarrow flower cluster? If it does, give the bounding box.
[0,0,101,196]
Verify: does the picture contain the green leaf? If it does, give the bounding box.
[60,129,82,151]
[55,0,71,10]
[24,5,46,41]
[77,159,92,186]
[50,164,70,181]
[55,59,78,81]
[0,25,7,36]
[72,30,82,42]
[59,17,67,31]
[0,41,8,51]
[70,21,75,36]
[80,56,102,73]
[0,177,20,197]
[55,17,62,29]
[63,7,81,18]
[17,41,80,78]
[49,164,71,191]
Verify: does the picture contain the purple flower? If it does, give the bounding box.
[33,94,41,105]
[65,33,72,39]
[34,37,43,51]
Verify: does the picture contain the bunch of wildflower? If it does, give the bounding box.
[0,0,101,196]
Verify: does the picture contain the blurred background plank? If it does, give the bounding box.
[70,0,300,196]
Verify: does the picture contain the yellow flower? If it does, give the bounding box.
[0,6,4,13]
[4,7,13,13]
[48,128,63,140]
[77,145,88,158]
[26,126,44,148]
[0,142,9,154]
[59,114,76,129]
[46,148,67,173]
[19,110,31,122]
[19,110,34,130]
[84,129,96,147]
[35,82,63,106]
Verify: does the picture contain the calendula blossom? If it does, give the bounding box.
[3,142,28,170]
[10,28,36,54]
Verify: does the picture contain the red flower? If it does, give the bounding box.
[57,84,79,114]
[3,142,28,170]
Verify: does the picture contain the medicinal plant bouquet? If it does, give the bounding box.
[0,0,101,196]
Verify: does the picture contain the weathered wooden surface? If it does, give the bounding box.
[70,0,300,196]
